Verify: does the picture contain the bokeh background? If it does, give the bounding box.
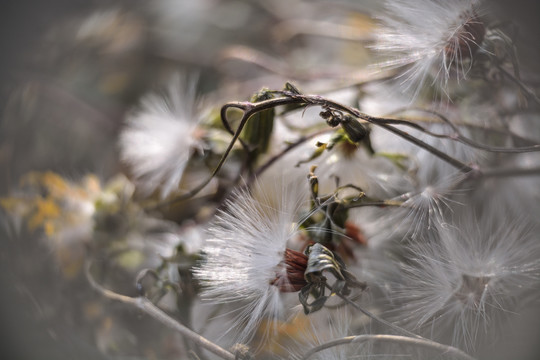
[1,1,539,359]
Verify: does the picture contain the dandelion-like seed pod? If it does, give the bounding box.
[373,0,489,99]
[118,73,205,199]
[388,209,540,351]
[194,179,308,344]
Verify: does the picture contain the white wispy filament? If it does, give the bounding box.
[373,0,485,99]
[119,73,203,198]
[194,181,307,344]
[288,309,355,360]
[390,209,540,351]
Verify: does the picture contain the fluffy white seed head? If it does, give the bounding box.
[388,209,540,351]
[194,179,309,345]
[395,172,467,240]
[373,0,485,100]
[119,73,204,199]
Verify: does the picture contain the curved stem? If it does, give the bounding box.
[152,89,540,209]
[146,102,261,211]
[380,108,540,153]
[497,64,540,106]
[300,334,477,360]
[85,262,236,360]
[413,108,540,153]
[389,107,540,147]
[258,92,474,171]
[219,102,251,152]
[146,97,310,210]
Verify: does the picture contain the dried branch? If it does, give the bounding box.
[497,64,540,106]
[85,262,236,360]
[149,86,540,210]
[481,165,540,178]
[389,108,540,153]
[300,334,477,360]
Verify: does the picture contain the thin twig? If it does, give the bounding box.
[300,334,477,360]
[388,107,540,147]
[145,100,275,211]
[390,108,540,153]
[336,199,404,211]
[362,107,540,153]
[497,64,540,106]
[85,262,236,360]
[270,91,473,171]
[371,122,472,170]
[481,166,540,178]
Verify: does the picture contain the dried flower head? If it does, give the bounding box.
[119,72,204,199]
[373,0,486,100]
[271,248,309,293]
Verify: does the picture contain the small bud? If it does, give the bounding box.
[284,82,302,95]
[320,109,340,127]
[241,89,275,158]
[308,165,319,200]
[340,115,368,143]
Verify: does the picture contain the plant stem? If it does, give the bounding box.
[149,88,540,209]
[300,334,477,360]
[85,262,236,360]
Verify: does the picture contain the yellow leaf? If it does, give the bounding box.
[28,197,60,231]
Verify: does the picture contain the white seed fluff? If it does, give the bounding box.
[373,0,485,100]
[194,180,307,344]
[119,73,203,198]
[389,210,540,350]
